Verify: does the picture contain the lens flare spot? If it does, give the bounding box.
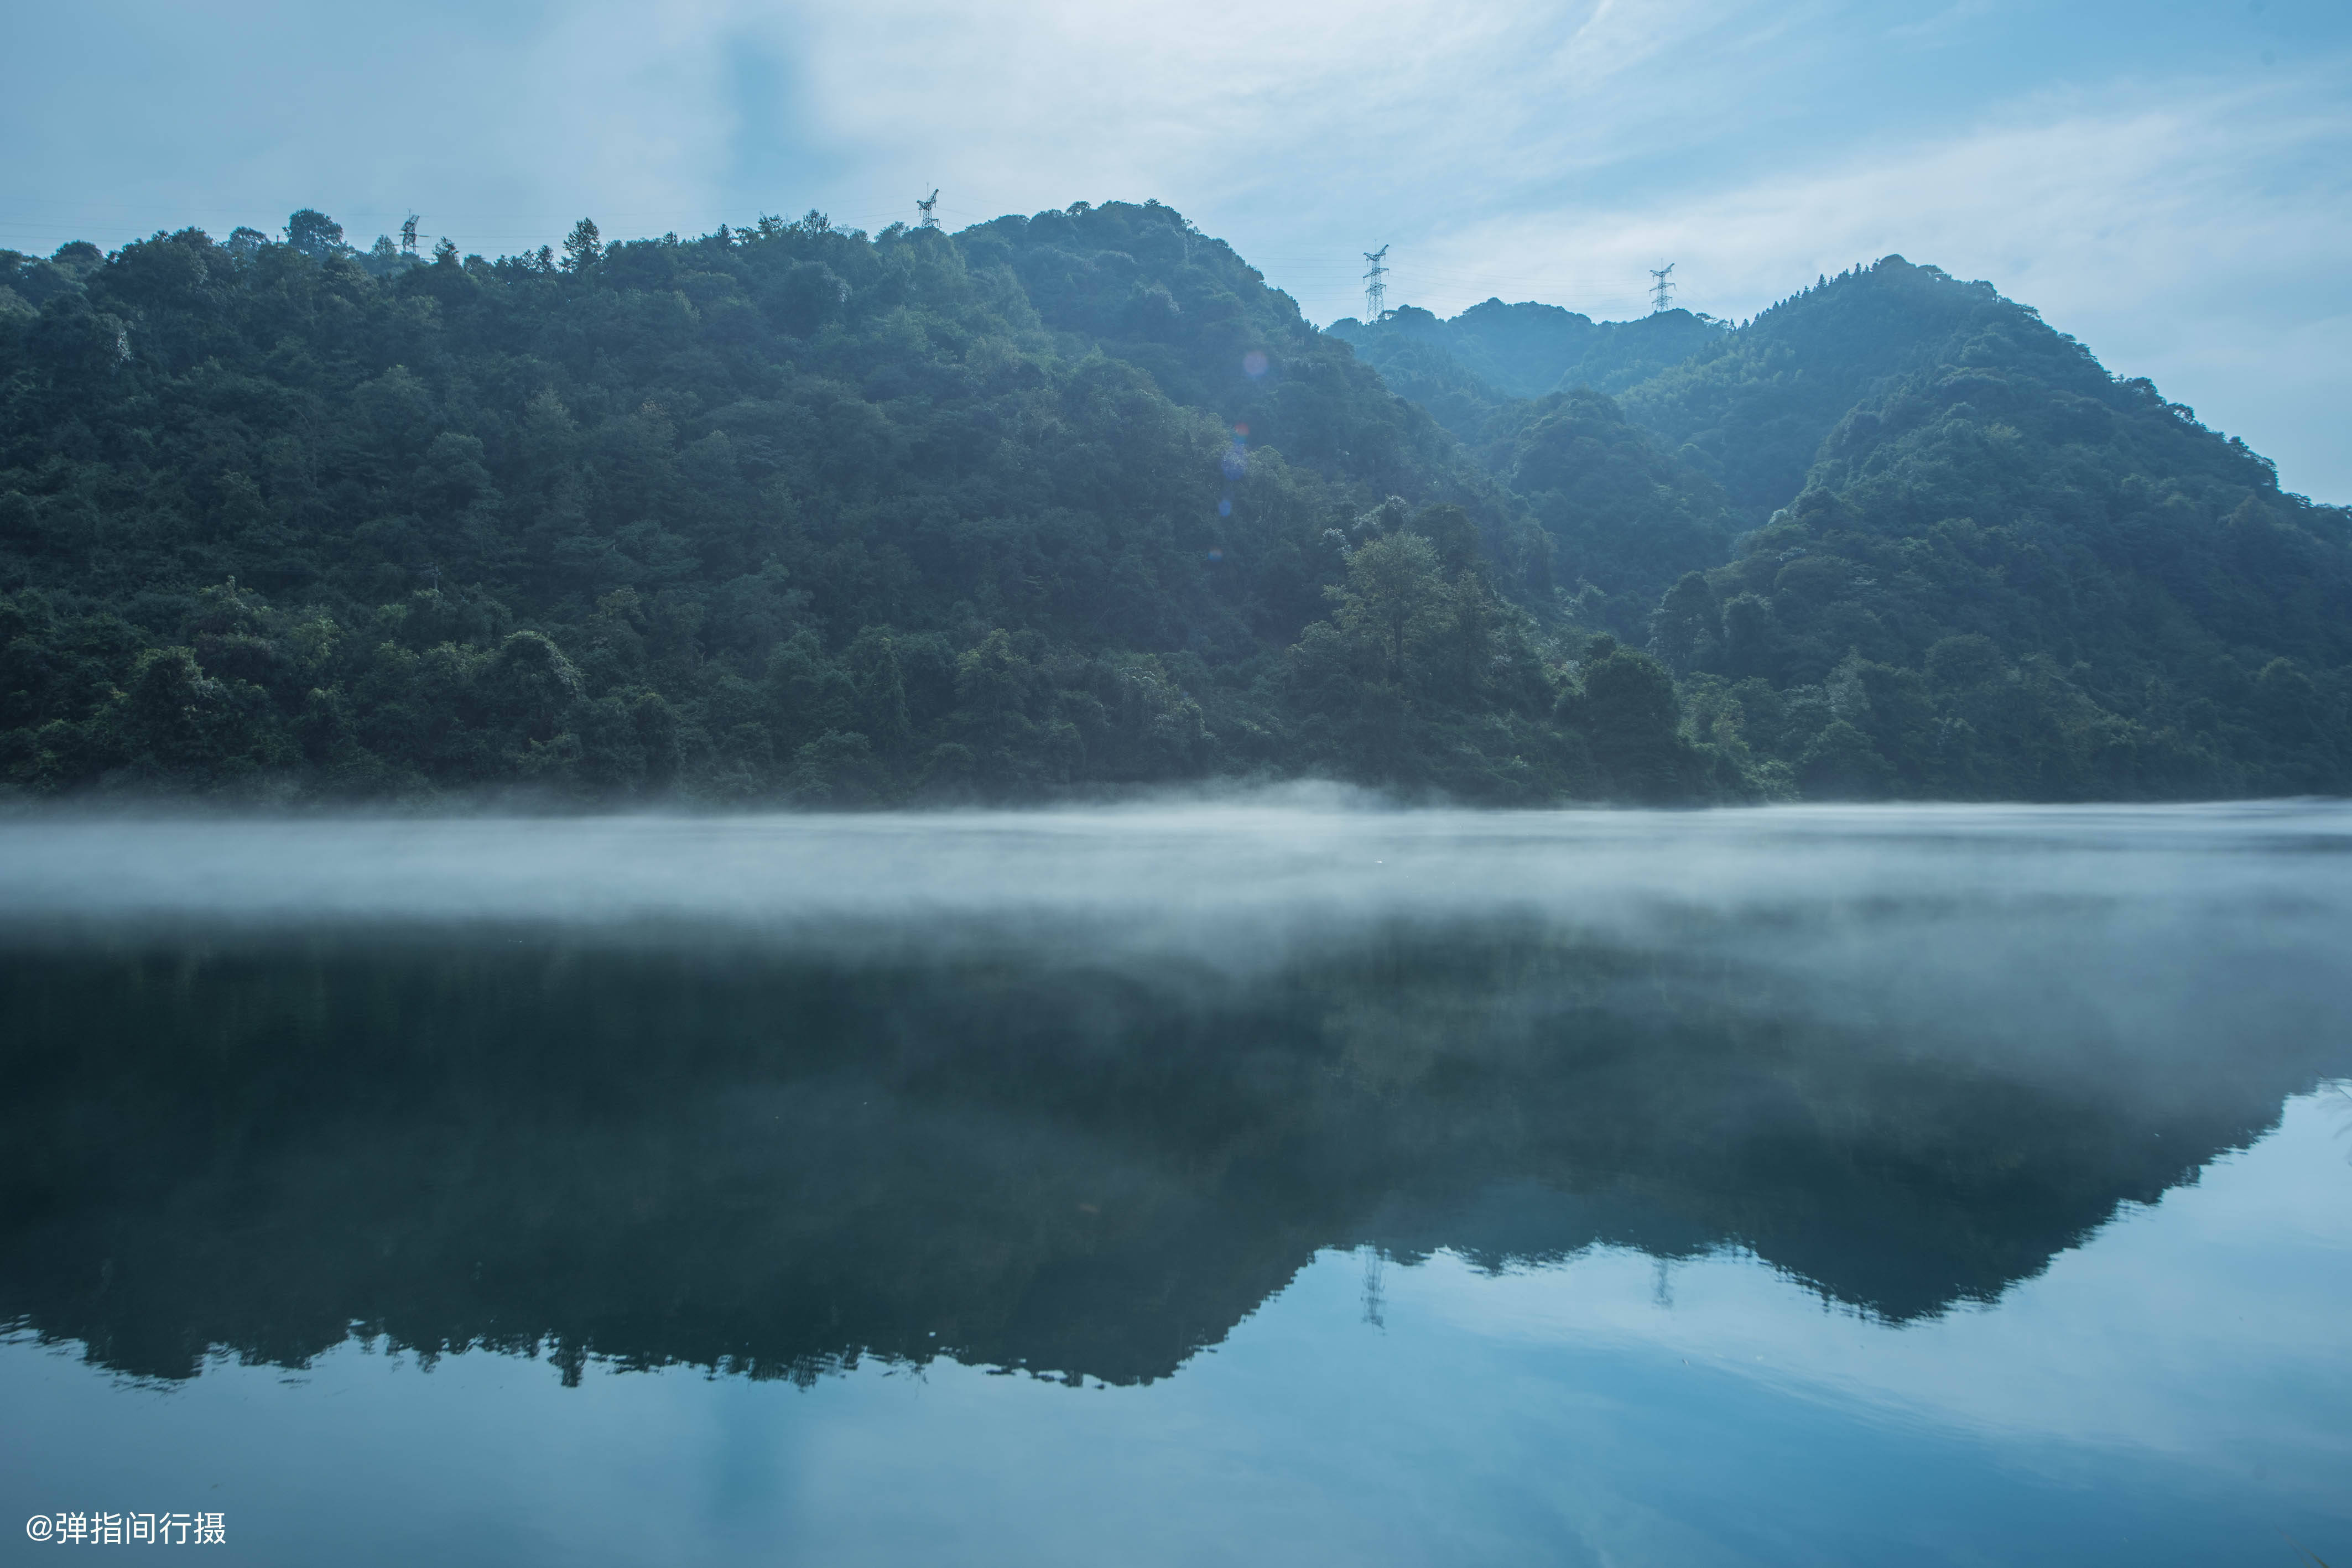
[1207,548,1225,562]
[1242,351,1268,379]
[1217,499,1232,517]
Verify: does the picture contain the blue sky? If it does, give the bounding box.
[4,0,2346,498]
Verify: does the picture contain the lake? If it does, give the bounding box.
[2,799,2348,1565]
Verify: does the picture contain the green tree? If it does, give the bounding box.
[561,218,602,273]
[1560,637,1706,803]
[1328,532,1446,686]
[284,209,344,259]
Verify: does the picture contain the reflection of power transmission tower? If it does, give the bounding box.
[1362,245,1390,320]
[1649,263,1676,314]
[917,189,940,229]
[400,213,419,257]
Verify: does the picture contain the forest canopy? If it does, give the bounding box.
[1,209,2344,805]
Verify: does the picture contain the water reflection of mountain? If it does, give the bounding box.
[2,923,2341,1387]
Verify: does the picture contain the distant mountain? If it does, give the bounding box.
[0,211,2344,803]
[1325,300,1723,441]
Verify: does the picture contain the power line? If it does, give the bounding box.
[916,189,939,230]
[1648,262,1675,314]
[1362,244,1389,320]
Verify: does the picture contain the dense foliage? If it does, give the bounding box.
[1479,389,1742,642]
[1640,260,2351,799]
[0,204,1720,805]
[0,211,2343,804]
[1313,258,2350,799]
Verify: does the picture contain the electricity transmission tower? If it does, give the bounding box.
[1648,263,1676,314]
[1362,246,1390,320]
[399,214,419,257]
[917,190,940,229]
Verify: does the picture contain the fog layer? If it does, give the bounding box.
[7,798,2345,1076]
[4,796,2346,935]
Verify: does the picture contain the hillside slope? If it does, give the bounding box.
[1480,389,1741,640]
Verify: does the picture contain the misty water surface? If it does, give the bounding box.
[2,800,2348,1566]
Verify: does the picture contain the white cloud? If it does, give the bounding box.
[756,0,1757,231]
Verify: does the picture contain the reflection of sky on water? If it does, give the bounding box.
[1415,1088,2352,1496]
[6,1088,2345,1567]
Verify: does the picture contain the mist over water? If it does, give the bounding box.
[6,792,2347,951]
[6,798,2344,1081]
[2,800,2347,1565]
[9,793,2343,910]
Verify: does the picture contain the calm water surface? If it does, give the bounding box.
[2,801,2347,1565]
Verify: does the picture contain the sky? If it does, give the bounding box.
[4,0,2346,499]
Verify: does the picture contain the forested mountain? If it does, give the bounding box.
[0,203,1700,806]
[0,208,2344,804]
[1326,257,2349,798]
[1627,259,2351,798]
